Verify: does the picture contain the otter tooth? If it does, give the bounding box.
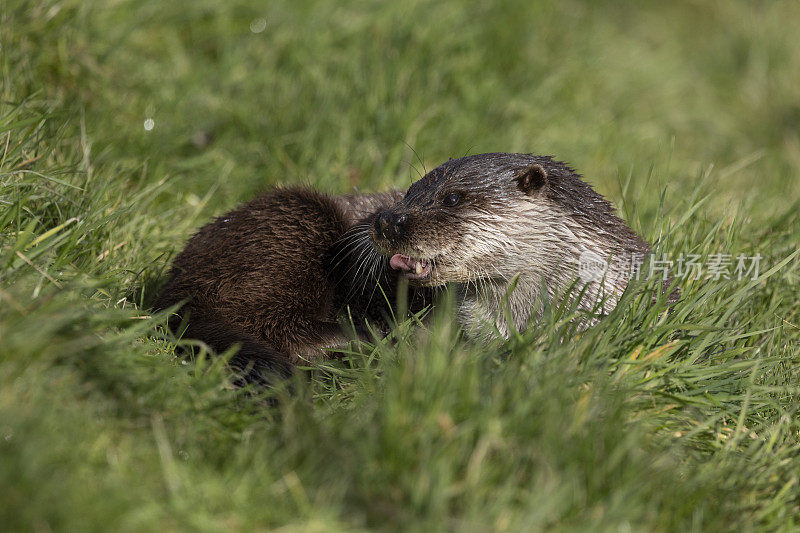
[415,261,423,275]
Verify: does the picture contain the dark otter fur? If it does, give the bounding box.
[371,153,661,339]
[154,187,429,382]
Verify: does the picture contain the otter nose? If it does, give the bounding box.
[375,210,407,241]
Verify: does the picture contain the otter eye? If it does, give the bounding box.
[442,193,460,207]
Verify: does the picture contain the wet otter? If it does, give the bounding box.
[154,187,430,382]
[370,152,655,340]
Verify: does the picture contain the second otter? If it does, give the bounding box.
[155,187,430,382]
[370,152,656,339]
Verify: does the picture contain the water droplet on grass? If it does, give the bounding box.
[250,18,267,33]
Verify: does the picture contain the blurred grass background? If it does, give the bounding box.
[1,0,799,530]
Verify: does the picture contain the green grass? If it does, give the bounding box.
[2,0,800,530]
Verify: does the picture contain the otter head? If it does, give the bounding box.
[370,153,554,287]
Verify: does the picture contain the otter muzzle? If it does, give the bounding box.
[389,254,432,280]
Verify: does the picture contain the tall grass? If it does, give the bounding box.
[1,0,799,530]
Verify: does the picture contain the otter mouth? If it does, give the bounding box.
[389,254,432,281]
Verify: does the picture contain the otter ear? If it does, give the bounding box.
[515,163,547,195]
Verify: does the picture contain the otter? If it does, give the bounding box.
[369,152,657,340]
[154,187,431,383]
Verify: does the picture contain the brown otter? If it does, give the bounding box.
[370,153,656,340]
[154,187,431,383]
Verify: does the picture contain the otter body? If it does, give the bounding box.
[370,153,654,339]
[155,187,427,381]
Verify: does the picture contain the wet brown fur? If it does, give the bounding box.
[155,186,429,382]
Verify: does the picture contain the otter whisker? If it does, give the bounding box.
[332,233,374,280]
[364,253,384,308]
[346,240,378,300]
